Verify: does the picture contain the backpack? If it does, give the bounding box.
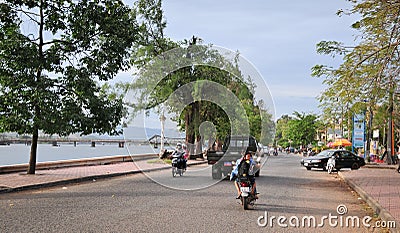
[238,159,251,177]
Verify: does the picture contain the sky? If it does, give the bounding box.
[158,0,359,120]
[118,0,361,134]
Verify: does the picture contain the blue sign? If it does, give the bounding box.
[352,113,365,148]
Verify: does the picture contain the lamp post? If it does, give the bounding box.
[160,109,166,152]
[385,84,396,164]
[387,87,400,164]
[387,106,394,164]
[365,103,373,160]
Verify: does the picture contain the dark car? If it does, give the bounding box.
[207,135,262,179]
[300,149,365,171]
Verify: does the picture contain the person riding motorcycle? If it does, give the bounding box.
[173,143,187,170]
[230,151,257,199]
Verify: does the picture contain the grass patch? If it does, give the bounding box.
[147,158,171,165]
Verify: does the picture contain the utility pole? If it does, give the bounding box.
[366,106,373,160]
[387,112,394,164]
[160,107,166,152]
[387,86,395,164]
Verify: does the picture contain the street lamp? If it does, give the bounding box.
[363,99,373,160]
[160,107,166,152]
[387,88,399,164]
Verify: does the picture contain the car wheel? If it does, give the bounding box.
[322,163,327,171]
[306,167,311,170]
[351,163,360,170]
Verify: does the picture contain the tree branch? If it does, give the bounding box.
[17,7,40,24]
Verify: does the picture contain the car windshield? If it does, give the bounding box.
[230,139,248,148]
[316,150,334,157]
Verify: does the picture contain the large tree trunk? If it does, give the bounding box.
[27,2,43,175]
[387,87,395,165]
[28,128,38,174]
[185,104,195,157]
[194,101,202,157]
[185,101,206,159]
[195,134,203,158]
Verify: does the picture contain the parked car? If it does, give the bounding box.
[300,149,365,171]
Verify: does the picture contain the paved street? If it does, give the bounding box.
[0,154,391,233]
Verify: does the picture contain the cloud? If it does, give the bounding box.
[135,0,359,119]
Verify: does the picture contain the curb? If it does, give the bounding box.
[338,171,399,231]
[365,164,397,170]
[0,160,207,194]
[0,154,157,174]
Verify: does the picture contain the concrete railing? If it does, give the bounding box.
[0,154,157,174]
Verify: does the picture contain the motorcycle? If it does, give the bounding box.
[237,177,257,210]
[171,151,187,177]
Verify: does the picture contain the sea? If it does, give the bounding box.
[0,126,185,166]
[0,142,173,166]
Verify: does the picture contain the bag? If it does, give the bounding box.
[238,159,250,177]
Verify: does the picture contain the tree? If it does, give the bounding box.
[274,115,293,148]
[275,112,318,148]
[128,38,274,155]
[261,112,275,146]
[123,1,275,152]
[286,112,318,148]
[132,0,177,67]
[136,45,253,144]
[312,0,400,161]
[0,0,147,174]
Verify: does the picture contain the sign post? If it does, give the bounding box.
[352,113,365,157]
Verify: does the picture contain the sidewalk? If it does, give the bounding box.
[0,158,206,193]
[338,163,400,231]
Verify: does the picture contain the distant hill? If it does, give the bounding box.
[122,126,185,140]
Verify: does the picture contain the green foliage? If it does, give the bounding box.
[275,115,292,147]
[129,41,274,146]
[0,0,152,173]
[275,112,318,148]
[0,0,139,136]
[132,0,177,67]
[313,0,400,146]
[119,1,276,149]
[316,41,347,57]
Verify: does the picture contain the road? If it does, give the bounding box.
[0,153,385,233]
